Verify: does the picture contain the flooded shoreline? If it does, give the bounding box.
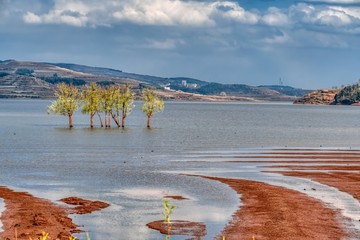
[1,100,360,238]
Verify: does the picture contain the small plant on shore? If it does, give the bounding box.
[162,198,176,240]
[163,198,176,224]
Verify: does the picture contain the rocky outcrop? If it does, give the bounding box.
[333,83,360,105]
[293,89,339,105]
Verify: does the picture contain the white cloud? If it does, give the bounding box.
[146,38,185,50]
[23,11,42,24]
[316,8,352,26]
[263,32,291,44]
[330,6,360,19]
[113,0,214,26]
[23,0,92,26]
[22,0,259,27]
[16,0,360,50]
[289,3,357,27]
[212,1,259,24]
[262,7,290,27]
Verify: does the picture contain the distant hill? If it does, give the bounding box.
[0,60,308,101]
[258,85,311,97]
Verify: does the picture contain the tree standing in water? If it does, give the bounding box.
[119,84,135,128]
[48,83,79,128]
[141,88,164,128]
[81,82,103,128]
[101,85,116,128]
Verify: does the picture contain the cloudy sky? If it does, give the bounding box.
[1,0,360,89]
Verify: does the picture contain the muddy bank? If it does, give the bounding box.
[202,176,347,240]
[0,186,109,240]
[274,168,360,202]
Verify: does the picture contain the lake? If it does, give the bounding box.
[1,99,360,239]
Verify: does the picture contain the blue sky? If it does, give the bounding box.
[1,0,360,89]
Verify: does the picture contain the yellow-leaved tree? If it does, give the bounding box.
[48,83,79,128]
[141,88,164,128]
[81,82,103,128]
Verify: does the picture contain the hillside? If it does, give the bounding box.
[258,85,310,97]
[0,60,308,101]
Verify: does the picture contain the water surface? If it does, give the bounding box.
[1,100,360,239]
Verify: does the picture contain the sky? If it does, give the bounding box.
[1,0,360,89]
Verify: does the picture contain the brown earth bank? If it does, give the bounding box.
[163,195,189,200]
[146,220,206,239]
[201,176,348,240]
[266,165,360,171]
[0,186,109,240]
[259,154,360,202]
[59,197,110,215]
[272,169,360,202]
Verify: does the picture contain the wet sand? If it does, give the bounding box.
[181,149,360,239]
[147,220,206,239]
[0,186,109,240]
[202,176,347,240]
[258,150,360,202]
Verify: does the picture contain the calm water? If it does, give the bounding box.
[1,99,360,239]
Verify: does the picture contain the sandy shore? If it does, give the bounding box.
[0,186,109,240]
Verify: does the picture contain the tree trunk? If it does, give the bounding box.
[111,113,120,127]
[105,112,108,128]
[68,114,73,128]
[122,115,125,128]
[90,113,95,128]
[147,116,151,128]
[97,112,104,127]
[108,112,111,128]
[106,112,111,128]
[104,113,107,128]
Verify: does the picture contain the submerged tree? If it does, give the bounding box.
[119,84,135,128]
[48,83,79,128]
[141,88,164,128]
[81,82,103,128]
[110,85,122,128]
[100,85,121,128]
[101,86,113,128]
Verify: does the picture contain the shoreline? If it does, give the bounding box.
[0,186,109,240]
[201,175,348,240]
[181,149,360,239]
[1,148,360,239]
